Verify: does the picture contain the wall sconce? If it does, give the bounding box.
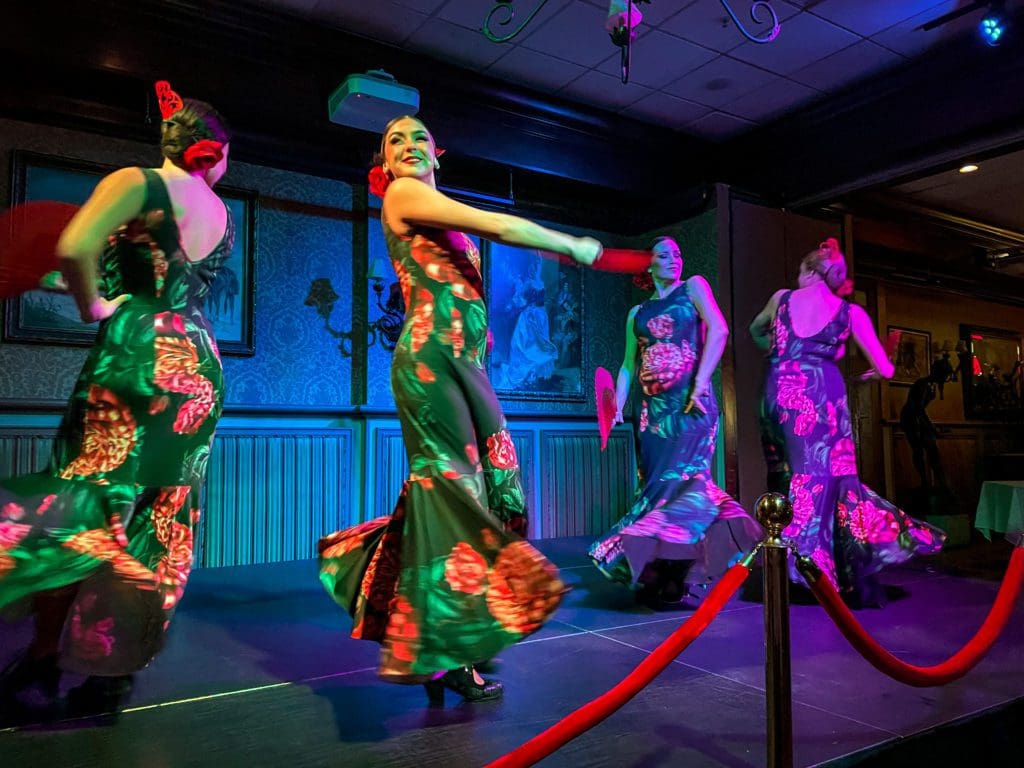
[304,260,405,358]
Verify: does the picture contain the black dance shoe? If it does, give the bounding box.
[0,653,61,725]
[66,674,134,718]
[423,667,504,705]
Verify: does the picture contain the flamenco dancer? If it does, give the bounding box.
[750,238,944,607]
[590,237,761,607]
[318,115,603,703]
[0,82,232,720]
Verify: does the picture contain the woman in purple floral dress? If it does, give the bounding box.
[751,238,944,607]
[590,237,761,606]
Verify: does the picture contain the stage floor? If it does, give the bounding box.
[2,536,1023,768]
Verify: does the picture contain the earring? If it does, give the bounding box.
[433,159,440,170]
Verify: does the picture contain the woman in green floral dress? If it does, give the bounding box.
[0,87,232,720]
[319,116,602,703]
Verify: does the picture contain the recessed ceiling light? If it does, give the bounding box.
[959,164,979,173]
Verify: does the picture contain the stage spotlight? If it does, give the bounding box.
[980,2,1006,47]
[959,164,980,173]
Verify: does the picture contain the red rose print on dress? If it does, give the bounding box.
[444,542,488,595]
[58,385,139,479]
[384,595,421,664]
[69,600,116,660]
[486,541,565,635]
[415,362,436,383]
[486,428,518,470]
[646,314,675,340]
[829,438,857,477]
[783,473,815,535]
[639,343,686,395]
[410,287,435,354]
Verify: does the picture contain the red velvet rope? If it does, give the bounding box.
[486,563,750,768]
[798,547,1024,687]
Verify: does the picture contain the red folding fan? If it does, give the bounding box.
[0,201,79,299]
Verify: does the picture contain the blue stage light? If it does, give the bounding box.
[980,4,1006,47]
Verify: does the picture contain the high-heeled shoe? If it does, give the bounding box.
[0,653,61,702]
[0,653,61,725]
[423,667,503,704]
[66,674,134,718]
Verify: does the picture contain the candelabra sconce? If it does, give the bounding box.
[304,260,405,359]
[367,257,405,353]
[481,1,781,46]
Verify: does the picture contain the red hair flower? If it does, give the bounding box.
[368,165,391,198]
[182,139,224,172]
[632,272,654,292]
[155,80,184,120]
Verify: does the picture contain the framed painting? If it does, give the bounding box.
[486,242,585,401]
[888,326,931,385]
[959,324,1023,420]
[4,150,257,355]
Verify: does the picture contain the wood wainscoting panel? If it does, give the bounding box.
[539,428,636,539]
[202,428,355,567]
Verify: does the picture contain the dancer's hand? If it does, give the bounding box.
[613,408,624,426]
[38,271,68,292]
[856,367,884,382]
[83,294,132,323]
[684,379,710,415]
[570,237,603,267]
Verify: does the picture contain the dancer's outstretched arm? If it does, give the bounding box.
[57,167,145,322]
[849,304,895,380]
[749,290,785,352]
[613,305,640,425]
[686,276,728,415]
[383,177,602,266]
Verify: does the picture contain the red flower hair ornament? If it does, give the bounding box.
[154,80,224,174]
[817,237,854,297]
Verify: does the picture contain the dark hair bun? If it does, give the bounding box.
[160,98,231,169]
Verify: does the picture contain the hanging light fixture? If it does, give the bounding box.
[481,1,781,46]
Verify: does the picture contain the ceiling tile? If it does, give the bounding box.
[662,55,777,108]
[486,46,587,92]
[621,91,711,130]
[406,18,509,70]
[789,39,904,91]
[252,0,319,15]
[593,29,718,89]
[728,11,861,76]
[870,0,988,57]
[394,0,448,12]
[558,69,653,111]
[440,0,571,33]
[311,0,429,43]
[660,0,803,54]
[806,0,949,37]
[521,2,624,67]
[721,76,819,122]
[684,110,757,141]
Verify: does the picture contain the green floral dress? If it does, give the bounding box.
[319,220,567,683]
[0,169,231,674]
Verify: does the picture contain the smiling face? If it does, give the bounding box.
[649,238,683,283]
[381,117,437,184]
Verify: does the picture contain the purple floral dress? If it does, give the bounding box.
[760,291,944,598]
[590,283,761,592]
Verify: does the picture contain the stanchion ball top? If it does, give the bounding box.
[755,492,793,536]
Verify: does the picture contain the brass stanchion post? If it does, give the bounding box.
[756,492,794,768]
